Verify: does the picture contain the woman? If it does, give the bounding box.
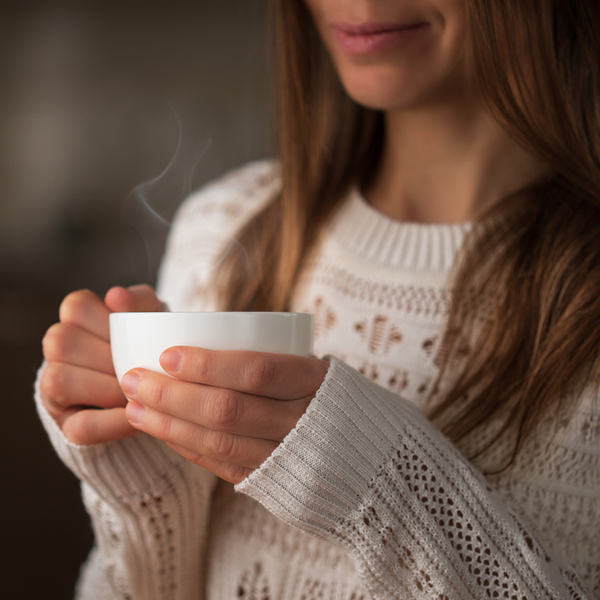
[37,0,600,598]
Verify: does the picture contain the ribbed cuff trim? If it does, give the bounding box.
[235,357,420,542]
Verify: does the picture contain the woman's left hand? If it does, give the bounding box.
[122,348,329,483]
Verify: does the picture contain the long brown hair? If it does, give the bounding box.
[215,0,383,311]
[216,0,600,468]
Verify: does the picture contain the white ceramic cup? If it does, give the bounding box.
[110,311,314,383]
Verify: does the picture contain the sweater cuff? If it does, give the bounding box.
[235,356,420,543]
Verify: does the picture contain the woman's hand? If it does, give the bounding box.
[40,285,165,445]
[122,348,330,484]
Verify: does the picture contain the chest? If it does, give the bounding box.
[290,251,450,411]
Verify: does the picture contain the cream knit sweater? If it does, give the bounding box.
[35,161,600,599]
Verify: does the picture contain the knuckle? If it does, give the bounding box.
[40,363,66,401]
[210,388,239,428]
[42,323,71,360]
[191,351,210,382]
[153,410,173,440]
[210,429,237,460]
[245,355,276,392]
[146,378,169,410]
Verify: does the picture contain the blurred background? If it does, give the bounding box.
[0,0,270,596]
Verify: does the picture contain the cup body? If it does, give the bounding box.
[110,311,314,382]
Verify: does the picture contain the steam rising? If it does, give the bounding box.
[123,108,211,283]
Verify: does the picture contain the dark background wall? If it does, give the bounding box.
[0,1,270,597]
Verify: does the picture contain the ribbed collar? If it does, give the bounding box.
[328,187,471,273]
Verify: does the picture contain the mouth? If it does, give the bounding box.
[331,21,430,55]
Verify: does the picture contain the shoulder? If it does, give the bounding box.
[157,160,280,310]
[171,159,280,238]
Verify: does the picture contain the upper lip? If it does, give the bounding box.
[332,21,427,35]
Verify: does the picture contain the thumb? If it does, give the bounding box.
[104,285,166,313]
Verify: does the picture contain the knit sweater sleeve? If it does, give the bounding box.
[236,357,596,600]
[33,161,280,600]
[34,373,217,600]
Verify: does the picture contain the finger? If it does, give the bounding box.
[122,369,309,441]
[43,323,115,375]
[126,401,277,469]
[41,362,126,424]
[166,443,253,485]
[160,347,329,400]
[62,407,140,445]
[59,289,112,341]
[104,285,165,314]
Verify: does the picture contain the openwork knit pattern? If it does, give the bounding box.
[35,161,599,599]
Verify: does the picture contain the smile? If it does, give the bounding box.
[331,21,430,55]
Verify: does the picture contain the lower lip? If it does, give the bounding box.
[333,24,429,55]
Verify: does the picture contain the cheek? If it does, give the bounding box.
[436,0,468,61]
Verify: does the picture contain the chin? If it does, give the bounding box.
[337,61,467,113]
[340,73,426,111]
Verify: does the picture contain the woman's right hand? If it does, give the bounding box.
[40,285,165,445]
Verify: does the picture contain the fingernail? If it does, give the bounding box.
[121,371,140,397]
[160,349,181,372]
[126,401,144,425]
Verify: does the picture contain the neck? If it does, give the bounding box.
[365,101,549,224]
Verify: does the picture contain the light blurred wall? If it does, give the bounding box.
[0,2,269,598]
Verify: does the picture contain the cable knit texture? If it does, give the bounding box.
[34,160,599,599]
